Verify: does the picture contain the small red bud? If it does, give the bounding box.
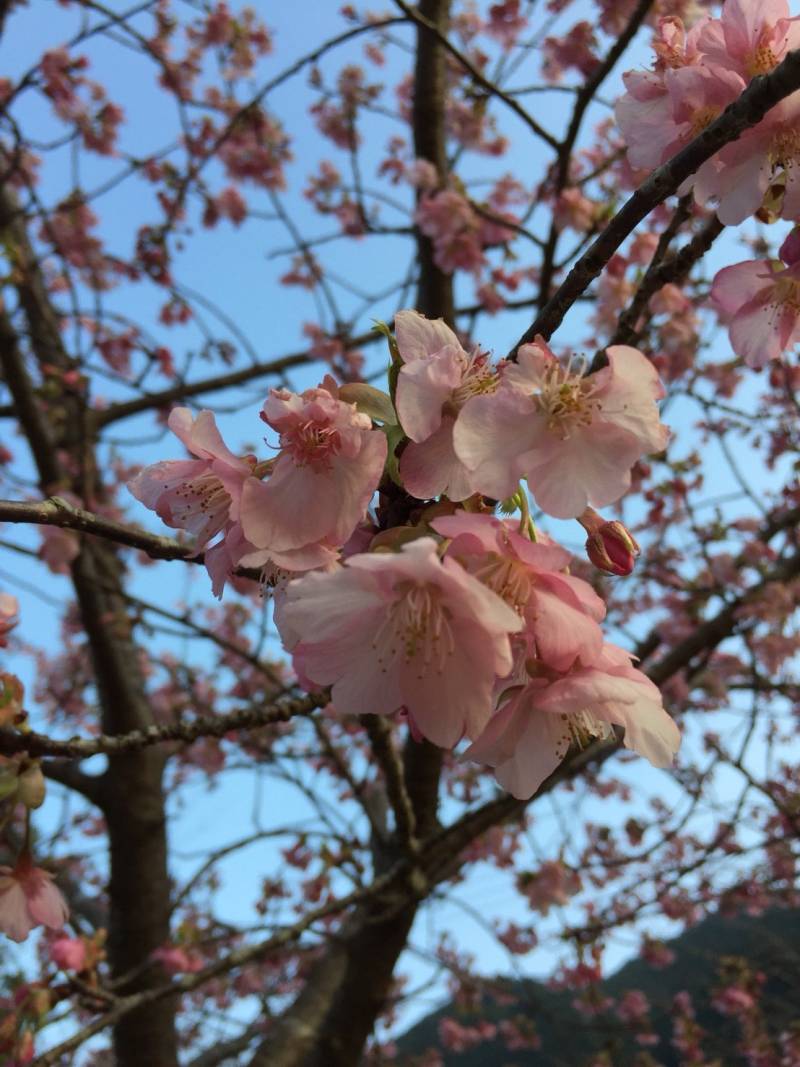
[577,508,640,577]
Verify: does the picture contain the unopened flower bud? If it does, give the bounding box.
[17,763,46,810]
[578,508,640,576]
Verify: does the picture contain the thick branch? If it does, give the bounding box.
[512,47,800,350]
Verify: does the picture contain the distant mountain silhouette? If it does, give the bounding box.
[396,907,800,1065]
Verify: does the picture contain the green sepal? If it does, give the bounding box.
[338,382,397,425]
[381,421,406,487]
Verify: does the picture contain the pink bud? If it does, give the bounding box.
[50,936,87,972]
[578,508,640,576]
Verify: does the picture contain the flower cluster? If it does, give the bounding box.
[616,0,800,365]
[129,311,678,802]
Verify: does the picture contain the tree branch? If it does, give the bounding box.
[0,693,323,759]
[511,47,800,350]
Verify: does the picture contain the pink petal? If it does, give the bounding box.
[399,418,475,501]
[454,389,542,501]
[394,309,461,362]
[395,346,464,441]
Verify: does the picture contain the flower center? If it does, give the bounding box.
[473,554,532,612]
[451,351,500,408]
[746,41,779,78]
[171,471,231,536]
[281,419,341,471]
[689,105,720,138]
[373,583,455,677]
[554,710,615,759]
[772,274,800,313]
[770,128,800,174]
[535,359,599,438]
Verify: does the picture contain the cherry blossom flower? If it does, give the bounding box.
[128,408,253,546]
[394,310,499,500]
[277,537,522,748]
[239,376,386,559]
[697,0,800,81]
[0,858,69,943]
[431,512,605,670]
[454,339,668,519]
[710,252,800,366]
[465,642,680,799]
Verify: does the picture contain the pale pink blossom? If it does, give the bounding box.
[239,376,386,557]
[465,642,680,798]
[454,339,668,519]
[393,310,499,500]
[0,858,69,943]
[710,256,800,366]
[692,91,800,224]
[128,408,253,546]
[278,537,523,748]
[431,512,605,671]
[697,0,800,80]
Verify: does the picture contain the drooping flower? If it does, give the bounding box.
[431,512,605,671]
[0,857,69,943]
[239,376,386,559]
[393,309,499,501]
[710,245,800,366]
[464,643,680,799]
[128,407,253,546]
[278,537,523,748]
[454,339,668,519]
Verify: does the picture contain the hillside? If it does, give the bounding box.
[396,907,800,1065]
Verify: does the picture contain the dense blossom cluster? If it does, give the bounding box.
[129,311,679,800]
[617,0,800,365]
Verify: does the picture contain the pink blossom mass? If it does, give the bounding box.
[277,537,523,748]
[454,339,668,518]
[465,643,681,799]
[239,376,387,563]
[394,309,499,500]
[431,512,606,671]
[128,407,253,546]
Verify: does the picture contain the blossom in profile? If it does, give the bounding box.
[128,407,253,546]
[278,537,522,748]
[464,643,680,799]
[454,339,668,519]
[710,235,800,366]
[394,309,499,500]
[431,512,605,671]
[0,857,69,943]
[239,376,386,558]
